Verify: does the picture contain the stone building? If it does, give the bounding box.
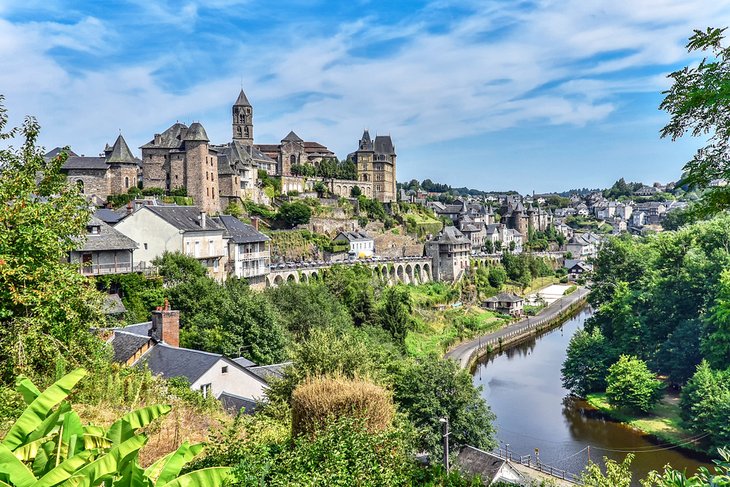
[140,90,276,214]
[426,226,471,282]
[348,130,397,203]
[56,134,140,203]
[500,195,552,237]
[255,131,335,177]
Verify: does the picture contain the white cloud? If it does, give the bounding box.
[1,0,730,170]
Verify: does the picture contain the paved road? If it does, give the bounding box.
[445,287,590,368]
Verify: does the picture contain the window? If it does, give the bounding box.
[208,240,214,255]
[221,366,228,374]
[213,259,219,271]
[125,177,129,189]
[186,241,191,255]
[194,241,200,257]
[200,383,212,398]
[144,243,148,250]
[290,154,296,165]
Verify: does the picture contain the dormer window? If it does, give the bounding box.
[88,225,100,235]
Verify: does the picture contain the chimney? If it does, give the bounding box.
[251,216,259,231]
[150,299,179,347]
[200,211,207,229]
[126,201,133,215]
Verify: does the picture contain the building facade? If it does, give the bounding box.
[425,226,471,282]
[348,130,397,203]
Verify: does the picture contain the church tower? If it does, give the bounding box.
[232,89,253,146]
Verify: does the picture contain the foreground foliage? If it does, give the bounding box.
[0,369,230,487]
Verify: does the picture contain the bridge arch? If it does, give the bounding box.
[405,264,415,285]
[287,273,297,283]
[414,264,422,284]
[274,275,284,286]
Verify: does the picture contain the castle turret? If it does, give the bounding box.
[183,122,219,214]
[232,89,253,146]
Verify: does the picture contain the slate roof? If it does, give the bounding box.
[359,130,373,151]
[62,156,108,171]
[140,123,188,149]
[455,446,523,484]
[374,135,395,154]
[483,292,524,304]
[232,356,256,367]
[105,135,137,164]
[219,392,257,415]
[109,331,151,363]
[118,321,153,336]
[247,362,291,383]
[213,215,270,244]
[334,231,373,242]
[77,216,138,252]
[103,293,127,315]
[434,226,471,245]
[249,146,277,164]
[184,122,209,142]
[282,131,303,142]
[234,89,251,106]
[140,343,224,384]
[94,208,127,224]
[44,147,78,161]
[144,206,224,232]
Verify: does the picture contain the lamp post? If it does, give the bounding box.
[439,417,450,474]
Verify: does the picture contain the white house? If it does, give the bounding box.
[333,231,375,258]
[455,446,525,486]
[213,215,270,288]
[566,234,597,258]
[114,204,227,280]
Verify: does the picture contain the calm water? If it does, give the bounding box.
[472,308,712,484]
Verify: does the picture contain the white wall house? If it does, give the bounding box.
[333,231,375,258]
[213,215,271,288]
[114,205,227,280]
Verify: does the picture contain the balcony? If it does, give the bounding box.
[239,251,270,261]
[80,262,133,276]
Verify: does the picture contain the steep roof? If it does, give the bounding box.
[105,134,137,164]
[213,215,270,244]
[77,216,138,252]
[140,122,189,149]
[373,135,395,154]
[144,206,224,232]
[234,89,251,106]
[247,362,291,383]
[45,147,78,161]
[94,208,127,224]
[140,343,223,384]
[334,231,372,242]
[282,131,303,142]
[434,226,471,245]
[184,122,209,142]
[109,331,151,363]
[455,446,523,484]
[219,392,257,414]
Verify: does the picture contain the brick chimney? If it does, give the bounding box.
[199,211,207,229]
[150,299,179,347]
[251,216,259,231]
[126,201,133,215]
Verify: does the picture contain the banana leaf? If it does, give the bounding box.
[106,405,171,446]
[0,443,36,487]
[33,450,95,487]
[2,369,86,451]
[63,434,147,487]
[14,376,41,405]
[158,467,231,487]
[146,442,204,486]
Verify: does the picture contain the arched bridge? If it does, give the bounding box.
[266,257,432,288]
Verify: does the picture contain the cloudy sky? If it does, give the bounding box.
[2,0,729,193]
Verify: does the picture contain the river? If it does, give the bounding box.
[472,308,712,484]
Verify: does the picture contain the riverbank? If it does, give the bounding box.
[445,286,589,368]
[584,393,709,456]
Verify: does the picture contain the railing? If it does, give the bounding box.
[80,262,133,275]
[268,256,431,273]
[491,447,582,484]
[239,251,269,260]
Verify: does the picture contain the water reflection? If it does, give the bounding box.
[472,309,711,485]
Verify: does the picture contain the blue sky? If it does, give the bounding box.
[2,0,729,193]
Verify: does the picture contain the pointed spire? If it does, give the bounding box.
[234,89,251,107]
[282,130,303,142]
[105,134,136,164]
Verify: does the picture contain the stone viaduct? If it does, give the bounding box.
[266,256,432,287]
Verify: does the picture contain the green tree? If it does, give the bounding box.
[487,266,507,289]
[679,360,730,450]
[660,27,730,215]
[484,240,494,254]
[378,286,413,345]
[605,356,663,414]
[561,328,612,396]
[0,99,105,385]
[277,202,312,228]
[224,201,243,218]
[313,180,327,197]
[154,251,208,285]
[350,185,362,197]
[654,319,703,385]
[264,282,353,338]
[581,454,634,487]
[323,264,379,326]
[389,357,496,459]
[702,269,730,370]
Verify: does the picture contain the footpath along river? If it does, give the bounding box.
[472,308,712,484]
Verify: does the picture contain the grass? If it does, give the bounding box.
[584,392,703,452]
[406,303,507,358]
[504,276,560,295]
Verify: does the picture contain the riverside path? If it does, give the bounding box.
[445,287,589,368]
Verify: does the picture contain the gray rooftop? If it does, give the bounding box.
[374,135,395,155]
[483,292,524,304]
[219,392,257,415]
[334,231,372,242]
[105,135,137,164]
[94,208,127,225]
[184,122,209,142]
[247,362,291,383]
[62,156,108,171]
[213,215,270,244]
[109,331,151,363]
[144,206,224,232]
[282,131,303,142]
[140,343,223,384]
[434,226,471,245]
[44,147,78,162]
[77,216,138,252]
[234,89,251,107]
[455,446,521,484]
[140,123,188,149]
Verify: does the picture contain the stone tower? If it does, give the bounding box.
[105,134,139,195]
[183,122,219,214]
[232,89,253,146]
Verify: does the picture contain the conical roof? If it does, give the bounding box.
[105,134,137,164]
[234,89,251,107]
[282,130,303,142]
[184,122,209,142]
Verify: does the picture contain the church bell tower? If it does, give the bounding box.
[232,89,253,146]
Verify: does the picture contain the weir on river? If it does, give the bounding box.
[472,308,712,485]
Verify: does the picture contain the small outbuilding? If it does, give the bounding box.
[482,292,524,316]
[332,231,375,258]
[454,446,525,485]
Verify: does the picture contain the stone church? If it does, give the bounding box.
[140,90,276,214]
[348,130,397,203]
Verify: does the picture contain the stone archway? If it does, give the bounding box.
[300,273,309,283]
[423,263,431,282]
[405,264,414,285]
[274,275,284,286]
[287,273,297,283]
[414,264,422,284]
[310,271,318,281]
[389,266,396,284]
[396,264,406,284]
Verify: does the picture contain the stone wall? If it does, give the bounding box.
[66,168,110,199]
